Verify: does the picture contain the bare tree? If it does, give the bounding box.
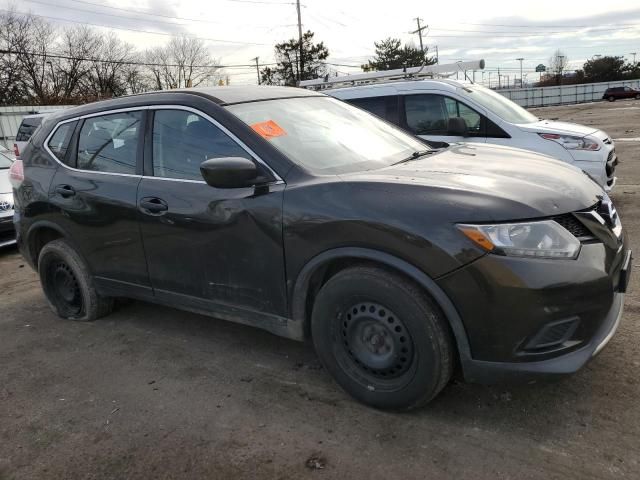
[549,49,569,75]
[144,36,222,90]
[12,14,57,103]
[0,9,28,103]
[82,33,135,99]
[50,26,100,101]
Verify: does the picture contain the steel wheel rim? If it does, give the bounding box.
[339,302,414,380]
[47,260,83,316]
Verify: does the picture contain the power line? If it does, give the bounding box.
[2,9,268,45]
[0,47,361,69]
[44,0,296,27]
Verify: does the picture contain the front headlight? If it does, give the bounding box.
[539,133,600,151]
[457,220,580,259]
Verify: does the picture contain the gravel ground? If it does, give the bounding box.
[1,99,639,480]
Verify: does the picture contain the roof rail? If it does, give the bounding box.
[300,59,485,90]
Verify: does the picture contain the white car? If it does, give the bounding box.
[328,80,617,191]
[14,113,48,158]
[0,148,15,247]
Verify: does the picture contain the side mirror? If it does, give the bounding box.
[447,117,468,137]
[200,157,267,189]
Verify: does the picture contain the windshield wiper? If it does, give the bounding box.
[392,150,434,166]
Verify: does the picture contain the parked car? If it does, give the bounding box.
[603,86,640,102]
[0,149,16,247]
[327,79,618,191]
[11,86,631,410]
[14,113,48,158]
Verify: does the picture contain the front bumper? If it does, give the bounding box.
[438,228,630,384]
[460,291,625,383]
[0,211,16,248]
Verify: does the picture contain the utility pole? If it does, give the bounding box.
[516,57,524,88]
[296,0,303,82]
[498,68,501,89]
[410,17,428,53]
[631,52,637,64]
[252,57,261,85]
[435,45,439,64]
[558,54,565,86]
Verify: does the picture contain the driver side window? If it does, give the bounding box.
[152,109,250,181]
[404,94,483,136]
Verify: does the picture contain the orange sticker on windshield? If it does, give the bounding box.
[251,120,286,139]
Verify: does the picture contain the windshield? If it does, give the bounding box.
[226,96,429,175]
[459,85,538,124]
[0,152,13,168]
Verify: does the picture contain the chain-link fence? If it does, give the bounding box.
[497,79,640,108]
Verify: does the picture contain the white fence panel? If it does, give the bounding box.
[0,105,73,149]
[498,78,640,108]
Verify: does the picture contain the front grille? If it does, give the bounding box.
[552,214,592,238]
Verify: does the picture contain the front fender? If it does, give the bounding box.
[290,246,474,370]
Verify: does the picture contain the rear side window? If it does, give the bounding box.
[347,96,399,124]
[152,109,249,181]
[16,117,44,141]
[77,111,142,174]
[47,121,77,163]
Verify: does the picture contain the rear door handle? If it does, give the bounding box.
[55,185,75,197]
[139,197,168,214]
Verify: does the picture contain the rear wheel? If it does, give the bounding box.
[311,266,453,410]
[38,239,113,321]
[635,93,640,100]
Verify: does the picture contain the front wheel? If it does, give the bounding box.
[635,93,640,100]
[311,266,454,410]
[608,96,616,102]
[38,239,114,321]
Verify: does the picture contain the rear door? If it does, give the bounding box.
[137,106,287,318]
[47,109,150,296]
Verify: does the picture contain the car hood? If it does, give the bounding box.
[0,169,11,194]
[344,143,603,221]
[517,119,599,137]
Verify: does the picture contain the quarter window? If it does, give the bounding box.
[77,111,142,174]
[152,109,250,181]
[47,121,77,163]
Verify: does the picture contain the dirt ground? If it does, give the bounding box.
[1,100,640,480]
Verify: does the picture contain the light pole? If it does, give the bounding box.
[631,52,637,64]
[516,57,524,88]
[557,55,565,85]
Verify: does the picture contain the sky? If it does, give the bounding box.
[4,0,640,86]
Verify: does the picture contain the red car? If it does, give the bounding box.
[603,86,640,101]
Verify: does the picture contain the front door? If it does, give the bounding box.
[137,107,288,318]
[401,93,487,145]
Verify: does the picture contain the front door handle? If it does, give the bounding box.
[55,185,75,197]
[140,197,168,214]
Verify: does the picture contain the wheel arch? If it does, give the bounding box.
[290,247,473,365]
[26,221,70,269]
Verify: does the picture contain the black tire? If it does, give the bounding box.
[311,266,454,410]
[38,239,114,321]
[608,96,615,102]
[635,94,640,100]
